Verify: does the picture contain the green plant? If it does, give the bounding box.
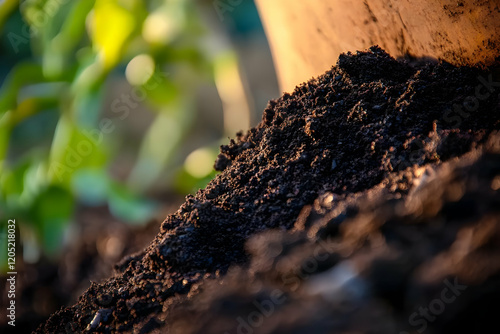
[0,0,242,267]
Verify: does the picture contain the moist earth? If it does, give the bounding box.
[37,46,500,333]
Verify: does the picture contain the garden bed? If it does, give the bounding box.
[37,47,500,333]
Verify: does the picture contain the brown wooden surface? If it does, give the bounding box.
[255,0,500,92]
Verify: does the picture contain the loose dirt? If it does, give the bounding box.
[37,46,500,333]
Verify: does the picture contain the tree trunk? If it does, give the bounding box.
[255,0,500,92]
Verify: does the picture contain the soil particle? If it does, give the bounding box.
[37,46,500,333]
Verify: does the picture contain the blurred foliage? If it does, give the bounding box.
[0,0,237,267]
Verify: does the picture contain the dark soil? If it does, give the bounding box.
[0,207,163,333]
[166,135,500,334]
[36,46,500,333]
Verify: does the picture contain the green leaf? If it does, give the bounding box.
[0,111,12,166]
[108,183,157,225]
[92,0,136,69]
[0,160,29,202]
[0,63,45,114]
[140,72,179,106]
[42,0,95,78]
[0,0,19,31]
[31,185,74,256]
[127,96,194,192]
[72,168,109,206]
[74,86,104,127]
[48,116,107,186]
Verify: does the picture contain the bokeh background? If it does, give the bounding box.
[0,0,278,330]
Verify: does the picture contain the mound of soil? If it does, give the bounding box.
[37,46,500,333]
[166,135,500,334]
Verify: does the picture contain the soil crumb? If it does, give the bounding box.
[37,46,500,333]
